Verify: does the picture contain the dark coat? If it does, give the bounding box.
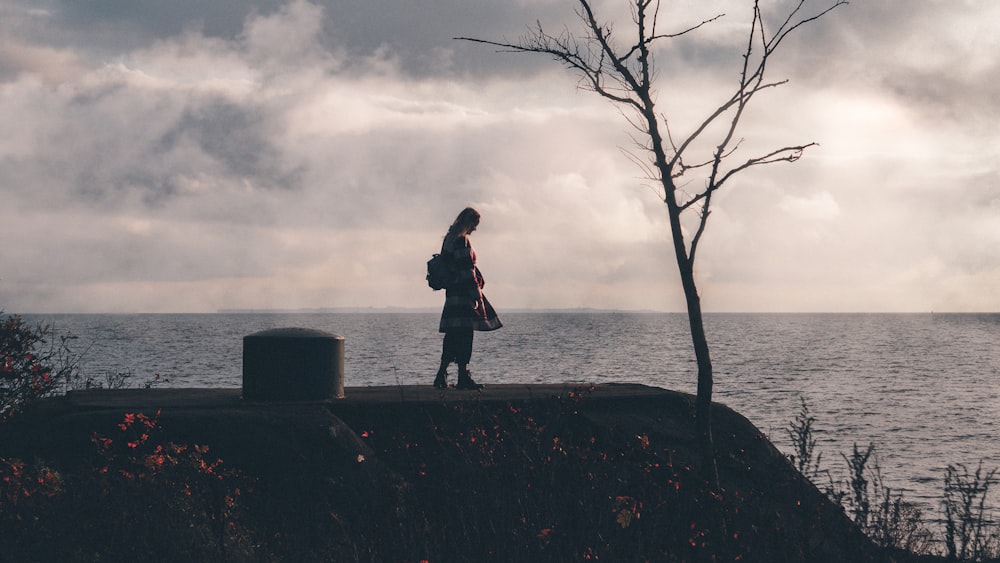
[438,233,503,332]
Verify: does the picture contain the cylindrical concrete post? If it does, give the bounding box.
[242,327,345,401]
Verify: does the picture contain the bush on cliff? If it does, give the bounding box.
[0,312,72,422]
[1,409,258,562]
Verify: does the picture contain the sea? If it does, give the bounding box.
[20,311,1000,527]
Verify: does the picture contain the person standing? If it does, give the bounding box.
[435,207,503,390]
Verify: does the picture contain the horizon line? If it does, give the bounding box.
[11,308,996,315]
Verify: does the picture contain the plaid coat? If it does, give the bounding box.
[438,233,503,332]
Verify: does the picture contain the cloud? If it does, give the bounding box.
[1,0,998,313]
[0,37,82,84]
[778,191,839,222]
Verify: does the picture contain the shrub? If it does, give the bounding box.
[786,396,822,479]
[861,450,935,554]
[69,368,169,391]
[1,410,258,561]
[0,456,63,510]
[0,312,77,422]
[943,462,1000,561]
[786,399,934,555]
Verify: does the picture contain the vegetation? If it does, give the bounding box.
[943,463,1000,560]
[2,410,256,561]
[786,397,1000,560]
[0,312,75,421]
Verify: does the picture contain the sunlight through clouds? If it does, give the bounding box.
[0,0,997,313]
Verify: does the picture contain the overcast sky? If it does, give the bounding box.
[1,0,997,313]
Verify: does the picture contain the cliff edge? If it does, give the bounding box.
[1,384,910,562]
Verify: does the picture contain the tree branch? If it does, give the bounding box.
[618,11,726,64]
[457,0,846,265]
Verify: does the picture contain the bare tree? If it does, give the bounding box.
[458,0,845,487]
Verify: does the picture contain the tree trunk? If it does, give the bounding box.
[680,264,720,489]
[663,193,721,490]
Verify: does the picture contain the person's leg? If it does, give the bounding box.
[435,331,458,388]
[454,329,473,366]
[455,329,482,390]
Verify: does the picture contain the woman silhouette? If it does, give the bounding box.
[434,207,503,389]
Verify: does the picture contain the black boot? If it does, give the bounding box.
[455,366,483,390]
[433,367,449,389]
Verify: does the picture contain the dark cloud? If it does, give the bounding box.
[14,0,566,77]
[158,100,303,192]
[53,0,282,37]
[5,82,301,212]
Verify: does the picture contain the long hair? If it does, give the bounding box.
[446,207,481,238]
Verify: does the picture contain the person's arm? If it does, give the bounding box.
[448,235,478,286]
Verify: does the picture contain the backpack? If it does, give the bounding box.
[426,252,453,290]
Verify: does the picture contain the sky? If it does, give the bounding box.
[1,0,997,314]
